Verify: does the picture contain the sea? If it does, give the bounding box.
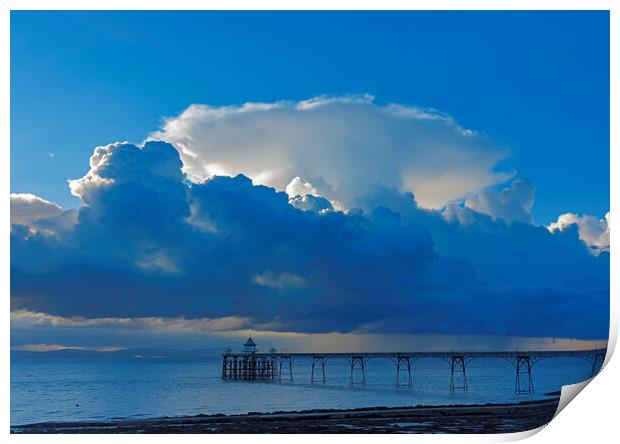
[10,354,595,426]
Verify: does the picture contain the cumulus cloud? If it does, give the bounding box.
[443,203,493,228]
[10,193,62,224]
[288,194,333,213]
[285,177,319,197]
[10,141,609,340]
[549,212,610,253]
[149,95,513,209]
[464,177,535,225]
[10,193,77,235]
[68,140,184,204]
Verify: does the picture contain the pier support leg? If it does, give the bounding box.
[278,356,293,383]
[395,356,412,388]
[224,356,234,380]
[270,357,277,381]
[450,355,468,391]
[350,356,366,386]
[590,352,605,377]
[311,356,326,384]
[278,357,282,382]
[289,357,293,382]
[515,355,534,394]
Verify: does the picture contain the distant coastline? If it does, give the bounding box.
[10,348,226,360]
[12,398,560,434]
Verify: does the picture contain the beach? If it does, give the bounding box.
[11,398,559,434]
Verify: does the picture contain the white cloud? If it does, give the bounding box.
[10,193,62,224]
[10,193,77,235]
[251,271,307,290]
[548,212,610,253]
[443,203,489,227]
[464,177,535,225]
[68,141,182,204]
[11,309,253,333]
[137,252,180,274]
[12,344,123,352]
[288,194,333,213]
[149,95,513,209]
[285,176,318,197]
[67,142,118,200]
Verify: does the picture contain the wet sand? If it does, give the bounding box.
[11,398,559,434]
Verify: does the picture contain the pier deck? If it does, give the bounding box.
[221,348,606,394]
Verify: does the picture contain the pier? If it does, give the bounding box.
[222,338,606,394]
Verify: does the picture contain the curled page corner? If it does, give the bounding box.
[499,424,547,442]
[554,378,593,419]
[554,346,610,419]
[498,372,603,442]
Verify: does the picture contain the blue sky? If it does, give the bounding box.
[10,11,610,350]
[11,11,609,223]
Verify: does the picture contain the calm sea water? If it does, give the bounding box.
[11,356,594,426]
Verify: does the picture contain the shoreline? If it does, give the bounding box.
[11,397,560,434]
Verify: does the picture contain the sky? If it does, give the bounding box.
[10,11,610,352]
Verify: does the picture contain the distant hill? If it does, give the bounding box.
[10,347,226,361]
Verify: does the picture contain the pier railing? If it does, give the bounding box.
[221,349,606,394]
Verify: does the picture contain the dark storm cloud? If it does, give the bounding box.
[10,142,609,339]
